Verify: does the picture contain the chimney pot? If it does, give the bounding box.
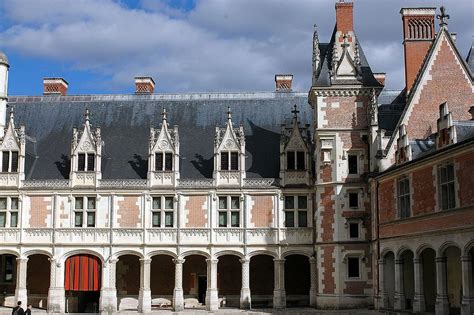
[275,74,293,92]
[43,78,68,96]
[469,106,474,120]
[335,1,354,33]
[135,77,155,94]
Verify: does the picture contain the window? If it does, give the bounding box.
[347,257,360,278]
[77,153,95,171]
[220,152,238,171]
[398,176,411,218]
[74,196,96,227]
[3,255,14,282]
[155,152,173,171]
[349,222,359,238]
[284,195,308,227]
[218,196,240,227]
[348,154,358,175]
[151,196,174,227]
[286,151,305,170]
[439,163,455,210]
[0,197,19,228]
[1,151,19,173]
[348,192,359,209]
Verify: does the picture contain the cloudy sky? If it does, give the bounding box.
[0,0,472,95]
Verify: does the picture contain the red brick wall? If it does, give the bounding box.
[404,40,433,93]
[335,2,353,33]
[412,166,436,216]
[378,180,395,223]
[117,196,140,228]
[456,151,474,207]
[250,195,273,227]
[184,195,207,228]
[29,196,52,227]
[342,244,371,295]
[322,95,369,129]
[322,245,335,294]
[320,187,335,241]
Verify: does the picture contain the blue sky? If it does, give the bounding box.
[0,0,472,96]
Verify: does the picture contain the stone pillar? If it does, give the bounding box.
[240,258,251,309]
[413,258,425,313]
[309,257,317,308]
[435,256,449,315]
[138,258,152,313]
[47,258,65,313]
[273,258,286,309]
[378,258,389,309]
[15,257,28,307]
[394,258,405,310]
[205,259,219,311]
[99,259,118,313]
[172,258,185,311]
[461,255,473,315]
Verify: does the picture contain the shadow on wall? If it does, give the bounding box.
[246,120,280,178]
[128,154,148,179]
[54,154,71,179]
[190,154,213,178]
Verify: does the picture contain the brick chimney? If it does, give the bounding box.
[135,77,155,94]
[43,78,68,96]
[335,1,354,33]
[275,74,293,92]
[400,8,436,94]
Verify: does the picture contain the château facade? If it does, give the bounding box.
[0,2,473,315]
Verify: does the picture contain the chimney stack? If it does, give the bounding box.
[335,1,354,33]
[135,77,155,94]
[275,74,293,92]
[400,8,436,94]
[43,78,68,96]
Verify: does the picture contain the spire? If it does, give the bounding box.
[84,108,90,127]
[437,6,449,29]
[227,106,232,121]
[291,104,300,121]
[8,106,14,123]
[312,24,321,84]
[161,107,167,122]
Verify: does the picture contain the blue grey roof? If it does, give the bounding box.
[467,43,474,74]
[8,92,310,180]
[377,90,406,136]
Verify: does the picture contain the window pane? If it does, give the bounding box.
[440,166,447,183]
[165,212,173,227]
[219,197,227,210]
[287,151,295,170]
[10,152,18,172]
[74,212,83,227]
[296,151,305,170]
[0,212,5,227]
[11,198,18,210]
[348,155,358,174]
[155,153,163,171]
[165,153,173,171]
[87,154,95,171]
[75,198,84,209]
[348,257,360,278]
[2,151,9,172]
[349,223,359,238]
[285,211,295,227]
[0,198,6,210]
[448,183,455,209]
[446,164,454,181]
[230,152,239,170]
[349,193,359,208]
[218,211,227,227]
[152,197,161,209]
[10,212,18,228]
[221,152,229,170]
[87,197,96,210]
[298,196,307,209]
[152,212,161,227]
[165,197,174,209]
[231,196,240,209]
[298,211,307,227]
[78,153,86,171]
[231,211,239,227]
[285,196,294,209]
[87,212,95,227]
[441,185,448,210]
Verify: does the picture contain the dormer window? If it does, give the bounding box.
[221,151,239,171]
[77,153,95,171]
[155,152,173,171]
[1,151,18,172]
[287,151,305,170]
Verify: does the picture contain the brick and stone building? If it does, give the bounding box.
[0,2,472,314]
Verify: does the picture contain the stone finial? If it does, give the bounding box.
[437,6,449,28]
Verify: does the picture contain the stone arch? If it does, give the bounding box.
[180,250,210,259]
[0,249,20,257]
[217,254,242,307]
[60,249,105,265]
[381,248,394,258]
[396,245,414,259]
[248,250,278,259]
[0,250,19,307]
[281,249,312,258]
[249,253,275,307]
[112,250,144,260]
[284,254,310,307]
[214,249,244,259]
[438,241,461,256]
[24,249,53,258]
[463,239,474,255]
[26,253,51,309]
[415,243,436,258]
[147,249,178,260]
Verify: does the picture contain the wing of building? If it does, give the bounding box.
[0,2,472,314]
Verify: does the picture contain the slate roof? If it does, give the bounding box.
[467,42,474,74]
[377,89,406,136]
[8,92,310,180]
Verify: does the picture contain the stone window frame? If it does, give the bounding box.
[0,196,19,228]
[77,152,96,172]
[346,149,364,177]
[397,175,411,218]
[217,195,241,228]
[151,195,175,228]
[346,188,363,210]
[283,195,308,228]
[344,252,365,280]
[154,152,173,172]
[74,196,96,228]
[346,219,361,239]
[220,151,239,171]
[438,161,456,210]
[286,150,306,171]
[0,150,19,173]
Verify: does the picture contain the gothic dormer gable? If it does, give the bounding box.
[334,34,361,79]
[280,106,310,153]
[150,109,178,155]
[0,109,25,179]
[0,110,23,153]
[72,109,101,156]
[215,108,245,153]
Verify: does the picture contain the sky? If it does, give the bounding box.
[0,0,472,96]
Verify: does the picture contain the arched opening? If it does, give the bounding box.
[116,255,140,311]
[400,250,414,310]
[64,254,101,313]
[183,255,207,309]
[217,255,241,308]
[420,248,436,312]
[285,254,310,307]
[383,251,395,309]
[26,254,50,309]
[150,255,174,309]
[444,246,462,314]
[0,254,17,307]
[250,254,274,308]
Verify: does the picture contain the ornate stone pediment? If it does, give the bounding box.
[215,107,245,153]
[72,109,101,155]
[0,110,24,151]
[150,108,178,154]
